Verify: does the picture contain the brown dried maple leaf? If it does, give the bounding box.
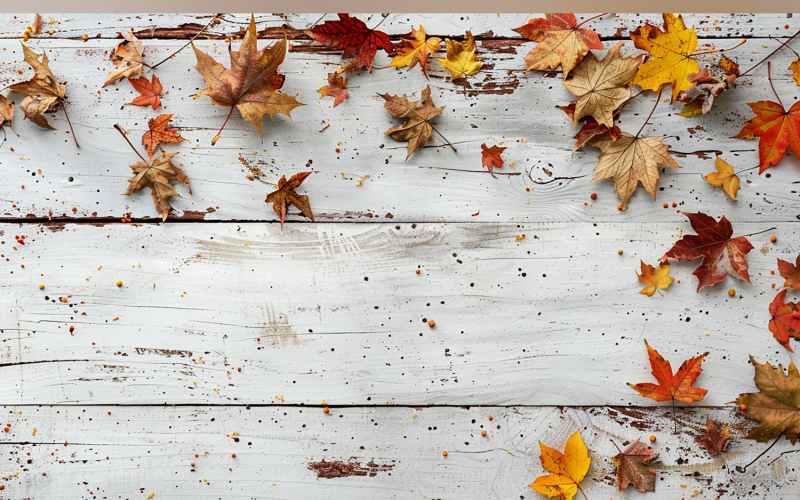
[104,31,144,87]
[611,439,658,493]
[778,254,800,290]
[0,95,16,148]
[736,356,800,444]
[318,73,348,108]
[695,418,731,456]
[662,211,753,292]
[142,114,186,159]
[128,75,163,110]
[266,172,314,229]
[124,150,190,222]
[380,85,452,161]
[677,56,739,116]
[7,44,68,131]
[193,14,303,144]
[481,143,506,177]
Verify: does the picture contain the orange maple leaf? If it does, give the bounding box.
[480,143,506,177]
[734,100,800,173]
[769,289,800,352]
[128,75,163,110]
[628,340,708,404]
[142,114,186,159]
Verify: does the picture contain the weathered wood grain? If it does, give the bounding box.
[1,405,797,499]
[1,13,798,39]
[1,221,796,405]
[0,35,799,223]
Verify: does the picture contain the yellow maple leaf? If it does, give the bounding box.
[630,13,699,102]
[703,155,740,200]
[389,26,442,79]
[637,260,674,296]
[437,31,483,79]
[530,430,591,500]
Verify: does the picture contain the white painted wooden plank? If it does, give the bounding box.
[0,37,799,222]
[1,404,797,499]
[1,221,796,405]
[1,13,798,39]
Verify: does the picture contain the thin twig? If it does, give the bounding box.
[739,226,777,239]
[148,15,220,71]
[694,38,747,56]
[531,175,587,185]
[636,87,663,138]
[733,165,760,176]
[114,123,149,164]
[767,62,783,109]
[575,13,608,29]
[741,29,800,77]
[735,437,781,473]
[61,104,79,148]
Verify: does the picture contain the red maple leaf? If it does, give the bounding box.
[128,75,163,110]
[769,289,800,352]
[734,100,800,173]
[480,143,506,177]
[662,211,754,292]
[305,14,393,72]
[556,103,620,152]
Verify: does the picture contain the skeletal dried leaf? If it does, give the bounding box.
[266,172,314,229]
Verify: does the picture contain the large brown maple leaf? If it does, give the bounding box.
[7,44,66,131]
[769,289,800,352]
[662,211,754,292]
[734,100,800,173]
[305,14,393,73]
[736,356,800,444]
[513,13,603,79]
[380,85,448,161]
[193,14,303,144]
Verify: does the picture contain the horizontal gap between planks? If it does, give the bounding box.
[2,217,800,225]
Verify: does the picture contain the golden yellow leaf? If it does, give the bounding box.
[529,430,591,500]
[563,41,642,128]
[637,260,674,296]
[437,31,483,79]
[389,26,441,79]
[790,58,800,87]
[630,13,699,102]
[703,155,740,200]
[592,132,681,204]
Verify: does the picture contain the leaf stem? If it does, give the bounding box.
[148,15,220,71]
[733,165,760,176]
[635,87,663,139]
[114,123,149,164]
[371,13,390,31]
[61,104,80,148]
[693,38,746,56]
[741,29,800,77]
[212,104,237,146]
[575,13,608,29]
[735,437,781,473]
[739,226,777,239]
[767,62,784,109]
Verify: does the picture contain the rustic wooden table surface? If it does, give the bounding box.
[1,12,799,500]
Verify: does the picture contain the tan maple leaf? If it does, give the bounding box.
[592,132,681,204]
[193,14,303,144]
[104,31,144,87]
[142,114,186,159]
[380,85,452,160]
[736,356,800,444]
[124,150,190,222]
[563,41,642,128]
[7,43,66,131]
[703,155,740,200]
